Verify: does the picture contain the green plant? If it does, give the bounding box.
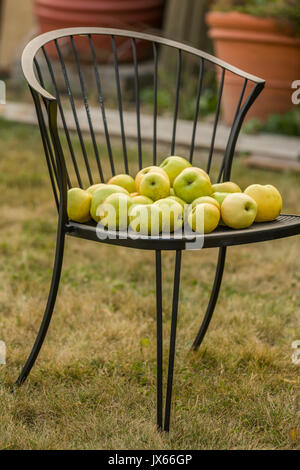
[140,70,218,120]
[212,0,300,34]
[243,108,300,136]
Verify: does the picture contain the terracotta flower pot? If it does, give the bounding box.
[35,0,166,62]
[206,11,300,124]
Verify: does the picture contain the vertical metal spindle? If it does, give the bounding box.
[171,50,182,156]
[33,56,48,107]
[30,86,59,208]
[223,82,264,181]
[55,39,93,185]
[70,36,104,182]
[206,67,225,175]
[34,58,60,187]
[189,57,204,164]
[89,34,115,177]
[131,38,142,170]
[153,42,158,165]
[42,46,82,188]
[111,35,128,174]
[232,78,248,128]
[217,77,247,183]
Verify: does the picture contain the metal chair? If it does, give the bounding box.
[16,27,300,432]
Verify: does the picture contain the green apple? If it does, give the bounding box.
[165,195,186,208]
[139,171,170,201]
[173,167,213,203]
[159,155,192,185]
[221,193,257,229]
[212,181,242,193]
[188,203,220,234]
[129,204,162,236]
[108,174,136,193]
[135,166,169,192]
[211,193,229,226]
[191,196,220,211]
[131,195,153,205]
[86,183,106,195]
[193,167,211,181]
[212,192,230,207]
[244,184,282,222]
[154,198,183,233]
[98,193,133,230]
[90,184,129,222]
[67,188,92,223]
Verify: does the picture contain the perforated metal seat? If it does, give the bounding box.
[67,214,300,250]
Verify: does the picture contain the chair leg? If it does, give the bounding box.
[155,250,163,430]
[14,224,66,387]
[164,250,182,432]
[155,250,182,432]
[192,246,227,351]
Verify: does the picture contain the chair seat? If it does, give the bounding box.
[66,214,300,251]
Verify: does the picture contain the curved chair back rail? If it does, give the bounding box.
[21,27,265,214]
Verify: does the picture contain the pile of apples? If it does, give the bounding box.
[67,156,283,235]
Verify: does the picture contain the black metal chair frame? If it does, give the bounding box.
[15,27,300,432]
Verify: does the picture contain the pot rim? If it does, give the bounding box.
[35,0,165,13]
[206,10,298,36]
[206,11,300,45]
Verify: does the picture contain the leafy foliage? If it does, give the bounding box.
[243,108,300,136]
[140,70,218,120]
[212,0,300,34]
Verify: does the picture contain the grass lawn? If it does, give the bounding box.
[0,119,299,450]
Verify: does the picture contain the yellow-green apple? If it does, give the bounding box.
[129,204,162,236]
[86,183,106,195]
[169,187,175,196]
[98,193,133,230]
[67,188,92,223]
[221,193,257,229]
[188,203,220,234]
[154,198,183,233]
[193,167,211,181]
[212,181,242,193]
[159,155,192,185]
[90,184,129,222]
[173,167,213,203]
[191,196,220,211]
[108,174,136,193]
[139,171,170,201]
[212,192,230,207]
[165,195,186,208]
[135,166,169,192]
[244,184,282,222]
[131,195,153,205]
[211,193,229,226]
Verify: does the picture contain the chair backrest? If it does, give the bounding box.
[22,27,265,210]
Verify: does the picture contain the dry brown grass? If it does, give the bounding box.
[0,119,299,449]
